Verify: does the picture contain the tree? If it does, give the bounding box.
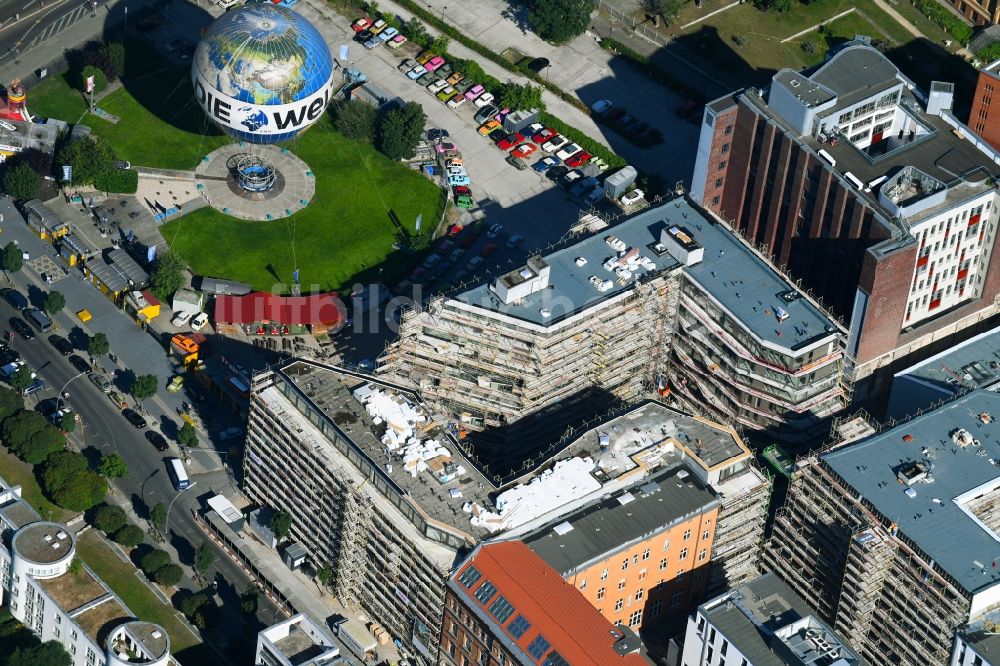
[430,35,450,55]
[315,564,334,588]
[180,593,208,619]
[376,102,426,160]
[130,374,158,405]
[194,541,215,574]
[99,41,126,79]
[149,250,185,301]
[43,291,65,316]
[497,82,544,112]
[57,136,115,187]
[641,0,682,24]
[92,504,126,534]
[405,17,430,47]
[177,421,199,448]
[151,502,166,532]
[2,242,23,273]
[57,411,76,433]
[41,451,107,511]
[139,549,171,576]
[239,587,260,615]
[270,510,292,541]
[527,0,595,44]
[0,386,23,422]
[112,524,144,547]
[154,564,183,587]
[9,366,33,394]
[99,453,128,479]
[332,100,378,142]
[9,642,72,666]
[22,426,65,465]
[3,163,40,202]
[2,409,48,460]
[87,332,109,357]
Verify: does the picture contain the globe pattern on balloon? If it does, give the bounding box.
[192,3,334,144]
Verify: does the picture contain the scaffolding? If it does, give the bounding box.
[333,468,375,607]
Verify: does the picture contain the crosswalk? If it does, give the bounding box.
[24,3,89,50]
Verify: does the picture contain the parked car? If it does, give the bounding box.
[565,151,592,168]
[446,166,467,178]
[1,289,28,309]
[89,373,111,393]
[511,143,537,159]
[146,430,169,452]
[378,27,398,42]
[474,104,498,124]
[416,50,437,64]
[387,34,407,49]
[171,311,193,327]
[480,243,498,257]
[447,224,463,238]
[488,128,507,143]
[352,17,373,31]
[617,114,637,129]
[560,170,583,189]
[448,174,471,186]
[446,72,464,85]
[417,72,439,86]
[422,254,442,269]
[496,133,524,150]
[570,176,599,198]
[626,121,650,136]
[621,189,645,206]
[455,195,474,209]
[527,57,549,73]
[425,56,446,71]
[436,63,454,79]
[556,143,583,161]
[454,79,475,94]
[542,135,569,153]
[467,256,484,270]
[447,94,466,109]
[459,232,479,248]
[449,247,466,262]
[523,122,544,138]
[591,99,613,114]
[68,355,91,374]
[486,223,504,239]
[533,156,560,173]
[0,350,20,365]
[426,128,449,141]
[48,335,73,356]
[478,120,501,136]
[434,141,458,153]
[436,86,456,102]
[582,187,605,207]
[453,185,472,197]
[473,92,495,108]
[505,234,524,249]
[363,36,380,49]
[122,408,147,429]
[190,312,209,331]
[465,85,486,102]
[22,379,44,396]
[532,127,557,144]
[10,317,33,340]
[407,65,427,80]
[368,19,387,34]
[427,79,449,94]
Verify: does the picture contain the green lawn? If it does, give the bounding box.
[76,531,209,660]
[0,448,72,523]
[162,122,445,292]
[27,72,91,123]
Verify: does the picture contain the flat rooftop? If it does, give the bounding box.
[556,400,751,480]
[704,573,859,666]
[0,493,40,532]
[811,44,900,115]
[886,325,1000,419]
[37,566,107,613]
[774,70,835,108]
[116,621,170,660]
[678,208,838,352]
[524,465,717,575]
[272,624,329,664]
[824,390,1000,594]
[275,360,496,539]
[73,597,130,646]
[13,521,74,564]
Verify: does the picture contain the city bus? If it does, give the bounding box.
[167,458,190,491]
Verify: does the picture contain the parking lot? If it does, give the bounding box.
[299,2,616,293]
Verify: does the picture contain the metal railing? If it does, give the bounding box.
[595,0,669,47]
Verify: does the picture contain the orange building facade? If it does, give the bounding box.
[524,466,719,632]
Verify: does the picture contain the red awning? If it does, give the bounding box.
[214,292,343,327]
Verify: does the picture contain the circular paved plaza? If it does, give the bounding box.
[195,144,315,221]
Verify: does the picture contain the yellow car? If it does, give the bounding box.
[446,72,464,85]
[416,51,437,65]
[478,120,501,136]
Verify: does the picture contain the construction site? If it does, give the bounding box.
[764,389,1000,665]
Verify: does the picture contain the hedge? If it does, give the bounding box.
[539,112,627,170]
[94,168,138,194]
[908,0,973,45]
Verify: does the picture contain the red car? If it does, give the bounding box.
[496,132,524,150]
[511,143,537,159]
[480,243,497,257]
[565,151,592,168]
[532,127,557,144]
[447,224,463,238]
[352,17,373,32]
[460,233,479,249]
[452,185,472,197]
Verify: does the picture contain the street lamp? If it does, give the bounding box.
[163,481,197,538]
[440,5,446,21]
[56,371,89,413]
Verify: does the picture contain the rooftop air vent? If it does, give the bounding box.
[553,521,574,536]
[616,492,635,506]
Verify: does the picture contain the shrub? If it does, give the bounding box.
[153,564,183,587]
[2,163,40,202]
[79,65,108,96]
[111,524,144,547]
[909,0,972,44]
[801,41,818,55]
[139,549,171,576]
[94,167,138,194]
[732,34,748,47]
[92,504,127,534]
[331,99,378,142]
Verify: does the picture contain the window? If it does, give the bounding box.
[679,548,688,561]
[508,615,531,639]
[641,548,650,560]
[659,558,668,570]
[698,548,708,562]
[720,143,730,154]
[527,635,551,660]
[543,652,570,666]
[489,595,515,623]
[714,178,724,188]
[600,569,608,580]
[635,589,644,601]
[677,569,686,581]
[717,161,727,170]
[615,599,624,612]
[474,581,497,604]
[638,569,647,581]
[683,529,691,541]
[579,579,587,590]
[621,559,629,570]
[702,529,710,540]
[618,580,627,590]
[651,599,663,617]
[628,610,642,627]
[670,590,684,607]
[597,587,606,600]
[632,554,638,565]
[459,566,482,588]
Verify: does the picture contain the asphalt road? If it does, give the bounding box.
[0,289,281,659]
[0,0,98,63]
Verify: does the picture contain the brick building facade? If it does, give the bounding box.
[969,60,1000,152]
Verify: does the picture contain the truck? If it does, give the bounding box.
[335,618,378,662]
[502,108,540,134]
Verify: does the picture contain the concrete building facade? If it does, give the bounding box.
[690,43,1000,402]
[765,389,1000,665]
[255,614,342,666]
[0,477,178,666]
